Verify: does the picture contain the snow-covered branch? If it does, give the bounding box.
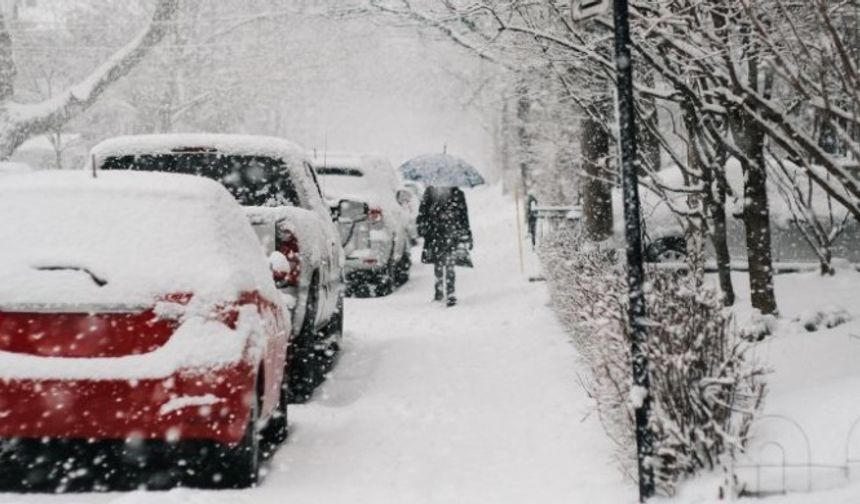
[0,0,180,158]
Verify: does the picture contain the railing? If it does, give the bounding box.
[526,205,581,248]
[729,414,860,497]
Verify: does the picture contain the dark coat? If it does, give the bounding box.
[417,186,473,265]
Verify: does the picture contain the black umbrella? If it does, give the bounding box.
[399,153,485,188]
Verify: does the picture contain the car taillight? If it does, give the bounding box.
[157,293,241,330]
[368,207,383,222]
[275,228,301,287]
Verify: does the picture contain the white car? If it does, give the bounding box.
[92,134,346,402]
[312,153,413,296]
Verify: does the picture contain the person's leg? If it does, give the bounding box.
[433,261,444,301]
[445,258,456,306]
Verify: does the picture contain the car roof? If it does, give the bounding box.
[311,154,366,170]
[91,134,308,164]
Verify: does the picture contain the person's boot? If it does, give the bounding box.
[446,296,457,307]
[434,290,444,302]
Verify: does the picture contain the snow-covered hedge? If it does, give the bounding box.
[539,226,766,495]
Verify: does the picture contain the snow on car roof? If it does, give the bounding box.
[311,154,366,170]
[91,133,308,163]
[0,170,277,308]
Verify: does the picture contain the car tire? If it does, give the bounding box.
[646,237,688,263]
[318,294,344,374]
[260,379,288,459]
[394,252,411,287]
[288,274,319,404]
[213,393,260,488]
[374,261,395,297]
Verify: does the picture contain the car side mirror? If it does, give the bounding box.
[333,199,369,223]
[269,251,291,289]
[396,189,412,206]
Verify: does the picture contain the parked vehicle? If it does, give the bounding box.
[362,154,421,245]
[613,160,860,267]
[92,134,345,402]
[0,171,290,489]
[312,153,412,296]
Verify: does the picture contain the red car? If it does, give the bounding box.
[0,171,291,490]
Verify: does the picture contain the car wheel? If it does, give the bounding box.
[646,237,688,263]
[212,393,260,488]
[374,261,395,296]
[260,380,288,458]
[288,274,319,404]
[394,253,411,287]
[318,294,344,374]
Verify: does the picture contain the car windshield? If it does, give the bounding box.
[101,153,300,207]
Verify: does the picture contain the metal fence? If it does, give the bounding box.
[730,414,860,497]
[527,205,581,248]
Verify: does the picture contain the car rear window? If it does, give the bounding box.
[102,153,301,207]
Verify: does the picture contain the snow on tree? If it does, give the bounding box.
[0,0,179,159]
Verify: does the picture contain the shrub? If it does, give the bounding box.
[539,226,766,495]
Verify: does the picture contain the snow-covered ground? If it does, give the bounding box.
[673,269,860,503]
[0,186,634,504]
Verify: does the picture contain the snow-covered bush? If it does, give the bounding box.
[539,226,766,495]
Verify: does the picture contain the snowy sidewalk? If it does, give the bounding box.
[0,186,633,504]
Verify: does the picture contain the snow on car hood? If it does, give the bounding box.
[0,171,278,308]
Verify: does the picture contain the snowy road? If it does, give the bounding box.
[0,186,633,504]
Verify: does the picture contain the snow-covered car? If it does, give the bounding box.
[312,153,412,296]
[0,171,290,489]
[615,160,860,266]
[92,134,345,402]
[332,154,424,245]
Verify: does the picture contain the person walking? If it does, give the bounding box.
[416,186,473,307]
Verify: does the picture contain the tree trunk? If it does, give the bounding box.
[739,120,778,315]
[688,112,735,305]
[515,82,532,194]
[580,103,613,242]
[708,167,736,305]
[0,14,15,103]
[731,25,778,315]
[683,139,707,287]
[821,247,835,276]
